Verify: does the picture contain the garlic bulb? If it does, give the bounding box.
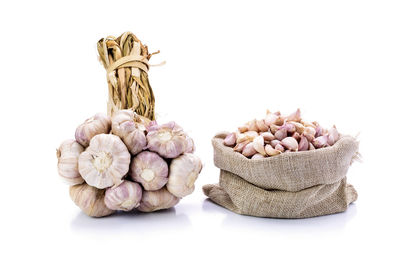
[75,113,111,147]
[166,153,202,197]
[79,134,130,189]
[111,110,147,155]
[138,187,180,212]
[146,122,187,158]
[57,139,84,185]
[104,181,142,211]
[69,183,115,217]
[130,151,169,191]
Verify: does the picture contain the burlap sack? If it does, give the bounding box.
[203,132,359,218]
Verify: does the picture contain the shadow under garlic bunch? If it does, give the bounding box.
[57,110,202,217]
[223,109,340,159]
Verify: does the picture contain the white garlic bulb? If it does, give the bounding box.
[75,113,111,147]
[129,151,169,191]
[138,187,180,212]
[111,110,148,155]
[166,153,202,198]
[78,134,130,189]
[57,139,84,185]
[69,183,115,217]
[104,181,142,211]
[146,122,187,158]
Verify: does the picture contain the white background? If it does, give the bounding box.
[1,0,399,266]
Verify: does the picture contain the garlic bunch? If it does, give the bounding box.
[111,110,148,155]
[70,183,115,217]
[167,153,202,197]
[129,151,169,191]
[75,113,111,147]
[57,139,84,185]
[79,134,131,189]
[146,122,188,158]
[223,109,342,158]
[138,187,180,212]
[104,181,142,211]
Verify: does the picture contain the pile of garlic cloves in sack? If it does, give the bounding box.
[223,109,340,159]
[57,110,202,217]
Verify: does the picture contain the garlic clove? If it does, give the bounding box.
[247,119,259,132]
[265,111,279,126]
[315,125,323,138]
[236,131,258,143]
[313,135,329,148]
[309,142,316,150]
[75,113,111,147]
[298,135,309,151]
[78,134,130,189]
[57,139,85,185]
[275,143,285,152]
[256,119,269,132]
[253,135,266,155]
[223,132,237,147]
[290,121,305,134]
[104,181,142,211]
[138,187,180,212]
[166,153,202,198]
[238,125,249,133]
[274,128,287,141]
[265,144,281,156]
[69,183,115,217]
[233,140,250,153]
[146,122,187,158]
[261,132,275,142]
[286,108,301,122]
[130,151,169,191]
[251,153,266,159]
[304,126,316,142]
[292,132,301,141]
[281,122,296,134]
[242,142,257,158]
[269,124,279,134]
[327,125,340,146]
[301,120,317,128]
[270,139,280,148]
[281,137,299,151]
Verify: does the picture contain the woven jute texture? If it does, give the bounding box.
[203,132,359,218]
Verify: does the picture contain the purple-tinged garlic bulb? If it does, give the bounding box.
[167,153,202,198]
[138,187,180,212]
[130,151,168,191]
[78,134,130,189]
[281,137,299,151]
[146,122,187,158]
[57,139,84,185]
[104,181,142,211]
[75,113,111,147]
[111,110,147,155]
[69,183,115,217]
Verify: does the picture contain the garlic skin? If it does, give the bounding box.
[69,183,115,217]
[223,132,237,147]
[138,187,180,212]
[167,153,202,198]
[130,151,169,191]
[75,113,111,147]
[111,110,147,155]
[281,137,299,151]
[79,134,130,189]
[146,122,187,158]
[104,181,142,211]
[57,139,84,185]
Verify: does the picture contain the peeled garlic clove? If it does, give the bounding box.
[304,126,316,141]
[275,128,287,141]
[275,143,285,152]
[167,153,202,197]
[256,119,269,132]
[138,187,180,212]
[223,132,237,147]
[265,144,281,156]
[104,181,142,211]
[270,139,280,148]
[286,108,301,122]
[242,142,257,158]
[298,136,309,151]
[313,135,329,148]
[253,136,266,155]
[57,139,84,185]
[79,134,130,189]
[146,122,187,158]
[233,140,250,152]
[70,183,115,217]
[327,125,339,146]
[130,151,168,191]
[251,153,266,159]
[75,113,111,147]
[269,124,279,134]
[261,132,275,142]
[238,125,249,133]
[281,137,299,151]
[236,131,258,143]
